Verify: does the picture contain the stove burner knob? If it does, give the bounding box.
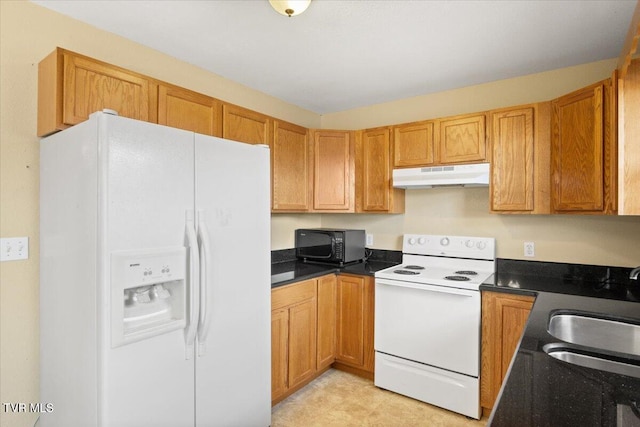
[465,240,474,248]
[408,237,416,245]
[477,241,486,250]
[418,237,426,245]
[440,237,450,246]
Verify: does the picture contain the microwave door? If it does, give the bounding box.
[298,231,334,259]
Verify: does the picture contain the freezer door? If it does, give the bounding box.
[101,114,196,427]
[194,135,271,427]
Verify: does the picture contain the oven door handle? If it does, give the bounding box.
[375,278,476,297]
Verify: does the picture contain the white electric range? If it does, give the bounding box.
[374,234,496,419]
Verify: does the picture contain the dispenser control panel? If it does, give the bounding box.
[114,248,185,289]
[110,247,187,347]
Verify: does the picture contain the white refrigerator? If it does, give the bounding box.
[39,112,271,427]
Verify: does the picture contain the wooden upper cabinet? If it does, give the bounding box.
[438,113,487,164]
[551,79,616,214]
[157,84,222,136]
[222,104,272,145]
[393,120,437,167]
[490,103,551,214]
[311,130,355,212]
[356,128,404,213]
[619,59,640,215]
[38,48,156,136]
[271,120,311,212]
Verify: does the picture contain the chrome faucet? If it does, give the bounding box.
[631,266,640,280]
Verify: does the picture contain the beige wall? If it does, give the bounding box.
[321,59,617,130]
[2,2,640,427]
[0,2,318,426]
[321,189,640,266]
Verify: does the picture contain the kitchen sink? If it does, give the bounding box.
[544,347,640,379]
[547,312,640,357]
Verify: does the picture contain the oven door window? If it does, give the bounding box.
[297,232,334,259]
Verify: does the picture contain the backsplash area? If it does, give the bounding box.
[272,188,640,267]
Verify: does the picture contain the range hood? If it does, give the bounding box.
[393,163,490,189]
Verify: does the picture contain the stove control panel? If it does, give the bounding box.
[403,234,495,260]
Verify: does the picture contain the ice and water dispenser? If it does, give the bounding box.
[110,248,187,347]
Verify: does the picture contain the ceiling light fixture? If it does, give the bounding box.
[269,0,311,17]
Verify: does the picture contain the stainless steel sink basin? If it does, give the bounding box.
[547,313,640,357]
[545,347,640,379]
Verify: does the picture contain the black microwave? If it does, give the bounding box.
[295,229,366,265]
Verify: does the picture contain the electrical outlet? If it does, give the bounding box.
[1,237,29,261]
[524,241,535,257]
[366,234,374,246]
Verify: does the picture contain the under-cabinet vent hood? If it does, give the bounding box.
[393,163,490,189]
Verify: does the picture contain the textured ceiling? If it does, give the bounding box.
[31,0,636,114]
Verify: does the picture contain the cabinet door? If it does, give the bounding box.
[288,299,317,389]
[491,107,535,211]
[316,275,337,370]
[619,59,640,214]
[439,113,487,164]
[336,275,364,367]
[271,308,289,402]
[393,120,437,167]
[223,104,272,145]
[358,127,405,213]
[480,291,534,411]
[272,121,311,211]
[551,82,608,212]
[490,103,552,214]
[157,85,222,136]
[312,130,354,211]
[62,52,153,126]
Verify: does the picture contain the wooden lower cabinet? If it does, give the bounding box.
[334,274,375,378]
[271,278,317,404]
[480,291,535,413]
[316,275,337,370]
[271,274,338,405]
[271,273,375,404]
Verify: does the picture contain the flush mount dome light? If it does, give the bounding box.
[269,0,311,17]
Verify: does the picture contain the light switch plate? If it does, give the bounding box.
[1,237,29,261]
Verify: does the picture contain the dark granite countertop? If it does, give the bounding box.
[484,259,640,427]
[270,248,401,288]
[480,259,640,303]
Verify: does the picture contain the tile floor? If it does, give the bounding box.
[271,369,488,427]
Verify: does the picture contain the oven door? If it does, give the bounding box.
[374,278,480,377]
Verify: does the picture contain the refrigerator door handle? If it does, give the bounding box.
[196,210,213,357]
[184,210,200,359]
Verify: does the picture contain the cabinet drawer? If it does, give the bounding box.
[272,278,316,310]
